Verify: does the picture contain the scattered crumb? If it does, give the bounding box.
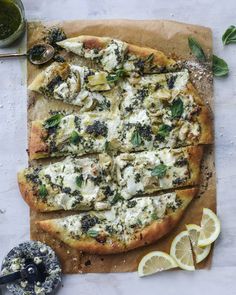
[0,209,6,214]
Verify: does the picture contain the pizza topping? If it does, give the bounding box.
[56,191,182,242]
[170,98,184,118]
[115,149,190,199]
[38,184,48,198]
[81,214,100,233]
[151,164,168,178]
[24,156,116,211]
[44,113,63,129]
[98,39,128,72]
[70,130,80,145]
[86,120,108,137]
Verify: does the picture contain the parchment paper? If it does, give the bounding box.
[27,19,215,273]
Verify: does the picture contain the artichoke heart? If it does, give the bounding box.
[87,72,111,91]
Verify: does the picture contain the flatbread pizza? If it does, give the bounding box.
[19,34,213,257]
[37,188,197,254]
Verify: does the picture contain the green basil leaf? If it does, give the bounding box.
[151,164,167,178]
[38,184,48,198]
[110,192,124,205]
[222,25,236,45]
[131,130,142,146]
[157,124,172,139]
[70,130,80,145]
[171,98,184,119]
[151,212,158,220]
[87,229,99,238]
[44,113,63,129]
[76,175,83,188]
[188,36,206,62]
[212,55,229,77]
[107,68,126,83]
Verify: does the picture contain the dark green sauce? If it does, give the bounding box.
[0,0,22,39]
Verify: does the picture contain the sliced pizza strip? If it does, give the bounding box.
[18,155,116,212]
[115,146,202,199]
[57,35,176,73]
[29,112,121,160]
[28,62,117,111]
[118,71,213,150]
[37,188,197,254]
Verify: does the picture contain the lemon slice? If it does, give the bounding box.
[186,224,211,263]
[198,208,221,247]
[138,251,178,277]
[170,230,195,271]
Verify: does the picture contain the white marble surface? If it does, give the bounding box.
[0,0,236,294]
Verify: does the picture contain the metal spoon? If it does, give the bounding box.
[0,43,55,65]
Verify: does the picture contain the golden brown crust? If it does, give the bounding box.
[186,145,203,186]
[127,43,176,68]
[29,121,49,160]
[198,106,214,144]
[57,35,175,69]
[74,35,111,50]
[17,170,55,212]
[126,188,198,251]
[37,188,197,254]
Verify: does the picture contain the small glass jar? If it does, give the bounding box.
[0,0,26,48]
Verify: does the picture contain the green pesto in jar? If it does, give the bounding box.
[0,0,22,40]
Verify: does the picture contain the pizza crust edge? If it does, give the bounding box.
[36,187,197,254]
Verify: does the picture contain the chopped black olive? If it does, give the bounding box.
[62,187,71,194]
[125,106,134,112]
[136,88,149,102]
[172,177,186,185]
[103,186,114,197]
[46,76,64,94]
[127,200,137,208]
[175,157,188,167]
[25,170,40,184]
[137,124,152,141]
[134,173,141,184]
[86,121,108,137]
[105,225,114,234]
[166,75,177,90]
[154,82,163,91]
[46,27,66,48]
[81,215,99,233]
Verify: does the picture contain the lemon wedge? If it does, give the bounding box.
[138,251,178,277]
[186,224,211,263]
[198,208,221,247]
[170,230,195,271]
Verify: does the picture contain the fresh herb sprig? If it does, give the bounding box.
[212,55,229,77]
[188,36,228,77]
[222,25,236,45]
[188,37,206,62]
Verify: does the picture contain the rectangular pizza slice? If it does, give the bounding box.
[115,146,202,199]
[37,188,197,254]
[57,35,176,74]
[18,155,116,212]
[28,62,118,112]
[29,112,121,160]
[117,70,213,151]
